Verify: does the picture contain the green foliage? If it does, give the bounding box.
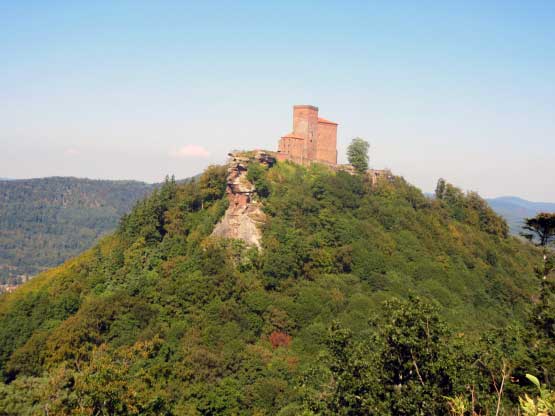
[489,198,555,236]
[522,212,555,247]
[313,321,383,415]
[309,296,468,415]
[521,213,555,388]
[199,165,228,206]
[519,374,555,416]
[347,137,370,173]
[435,179,509,237]
[247,162,270,198]
[375,297,454,415]
[0,161,543,414]
[0,177,154,286]
[435,178,446,200]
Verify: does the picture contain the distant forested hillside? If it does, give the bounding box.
[487,196,555,235]
[0,177,155,286]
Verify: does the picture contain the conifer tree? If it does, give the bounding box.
[435,178,446,200]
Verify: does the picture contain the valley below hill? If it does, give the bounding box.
[0,177,155,290]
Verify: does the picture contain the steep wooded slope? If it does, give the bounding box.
[0,161,542,415]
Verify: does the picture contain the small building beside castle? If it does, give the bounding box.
[277,105,338,166]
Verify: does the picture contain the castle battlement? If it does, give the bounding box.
[277,105,338,166]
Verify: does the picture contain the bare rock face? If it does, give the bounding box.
[211,151,275,248]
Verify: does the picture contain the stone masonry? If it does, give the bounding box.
[277,105,338,166]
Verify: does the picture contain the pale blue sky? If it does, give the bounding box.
[1,1,554,200]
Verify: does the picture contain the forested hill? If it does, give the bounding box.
[0,161,547,415]
[0,177,155,286]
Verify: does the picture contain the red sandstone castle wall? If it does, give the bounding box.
[315,121,338,165]
[277,136,304,164]
[293,105,319,161]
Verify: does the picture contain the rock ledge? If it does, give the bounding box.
[211,151,275,248]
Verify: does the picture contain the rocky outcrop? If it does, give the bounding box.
[211,151,275,248]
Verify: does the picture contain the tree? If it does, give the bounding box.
[347,138,370,173]
[522,213,555,248]
[435,178,446,200]
[199,165,227,207]
[376,296,456,415]
[310,297,466,415]
[522,213,555,385]
[310,321,383,415]
[521,213,555,285]
[465,191,509,238]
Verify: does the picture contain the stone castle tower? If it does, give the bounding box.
[277,105,338,166]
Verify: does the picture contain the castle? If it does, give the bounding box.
[277,105,338,166]
[212,106,392,247]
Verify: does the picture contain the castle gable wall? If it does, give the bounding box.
[315,121,338,165]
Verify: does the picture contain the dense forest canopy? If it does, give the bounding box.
[0,177,154,286]
[0,161,552,415]
[0,176,547,290]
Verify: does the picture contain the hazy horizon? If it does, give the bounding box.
[1,1,554,201]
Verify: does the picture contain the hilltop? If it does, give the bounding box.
[0,175,547,292]
[0,154,547,415]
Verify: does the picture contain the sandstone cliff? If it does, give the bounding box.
[211,151,275,248]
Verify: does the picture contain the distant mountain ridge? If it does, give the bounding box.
[486,196,555,235]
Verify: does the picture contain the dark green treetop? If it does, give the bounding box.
[522,213,555,247]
